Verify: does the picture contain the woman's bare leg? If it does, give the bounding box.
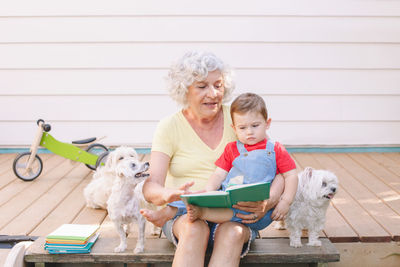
[208,221,250,267]
[172,214,209,267]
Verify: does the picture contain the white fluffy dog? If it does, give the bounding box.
[106,149,150,253]
[83,147,150,253]
[83,146,140,209]
[276,167,338,248]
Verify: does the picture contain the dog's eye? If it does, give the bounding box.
[131,163,136,168]
[119,157,124,161]
[322,182,327,187]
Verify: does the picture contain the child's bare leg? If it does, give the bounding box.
[140,206,177,227]
[187,204,233,223]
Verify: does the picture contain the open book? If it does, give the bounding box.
[180,182,270,208]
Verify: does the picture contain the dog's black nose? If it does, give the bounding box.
[331,187,336,193]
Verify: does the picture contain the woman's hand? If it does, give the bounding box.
[231,177,282,224]
[162,181,199,203]
[232,199,269,224]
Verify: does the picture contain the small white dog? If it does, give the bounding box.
[276,167,338,248]
[84,146,140,209]
[84,147,151,253]
[106,148,150,253]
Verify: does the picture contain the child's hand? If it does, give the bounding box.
[271,199,291,221]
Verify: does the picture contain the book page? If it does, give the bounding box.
[182,191,227,197]
[181,191,231,207]
[226,182,267,191]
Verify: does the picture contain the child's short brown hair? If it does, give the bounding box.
[230,93,268,124]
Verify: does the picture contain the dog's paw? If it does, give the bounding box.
[85,202,97,209]
[134,246,144,254]
[289,239,302,248]
[151,226,162,236]
[86,202,105,209]
[114,244,127,253]
[307,240,322,247]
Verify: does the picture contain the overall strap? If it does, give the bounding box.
[236,141,248,154]
[265,139,275,152]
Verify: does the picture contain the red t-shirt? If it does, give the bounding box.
[215,139,296,175]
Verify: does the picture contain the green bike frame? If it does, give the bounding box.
[40,132,98,166]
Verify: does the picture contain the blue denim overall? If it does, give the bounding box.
[223,139,277,231]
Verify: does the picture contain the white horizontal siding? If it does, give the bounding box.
[1,43,399,69]
[2,94,399,146]
[1,95,399,122]
[1,69,399,95]
[1,1,399,147]
[3,121,400,147]
[2,17,400,43]
[2,0,400,16]
[270,121,400,146]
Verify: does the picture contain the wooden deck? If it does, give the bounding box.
[0,152,399,244]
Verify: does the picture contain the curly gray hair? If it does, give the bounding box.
[166,51,235,107]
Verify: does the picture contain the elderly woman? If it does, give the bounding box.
[142,51,285,267]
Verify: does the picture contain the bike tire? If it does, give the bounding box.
[95,151,109,169]
[13,152,43,181]
[85,143,108,170]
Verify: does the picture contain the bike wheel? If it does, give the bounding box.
[95,151,109,169]
[13,152,43,181]
[85,143,108,170]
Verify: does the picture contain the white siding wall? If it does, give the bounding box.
[1,0,400,147]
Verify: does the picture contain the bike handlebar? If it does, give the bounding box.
[37,119,51,132]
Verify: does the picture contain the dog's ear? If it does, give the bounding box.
[304,167,314,179]
[131,147,138,158]
[104,151,115,170]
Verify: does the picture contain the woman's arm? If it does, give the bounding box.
[142,151,170,205]
[143,151,193,206]
[231,173,285,223]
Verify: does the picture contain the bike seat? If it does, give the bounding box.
[72,137,96,144]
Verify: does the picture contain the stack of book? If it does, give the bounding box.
[44,224,100,254]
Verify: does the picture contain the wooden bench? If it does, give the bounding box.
[24,237,340,266]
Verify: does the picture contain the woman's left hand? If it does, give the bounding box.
[232,200,268,224]
[231,174,284,224]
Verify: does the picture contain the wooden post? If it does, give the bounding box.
[26,121,44,171]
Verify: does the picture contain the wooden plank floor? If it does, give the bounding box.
[0,152,399,244]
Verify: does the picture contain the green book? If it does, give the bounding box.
[46,224,100,242]
[181,182,270,208]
